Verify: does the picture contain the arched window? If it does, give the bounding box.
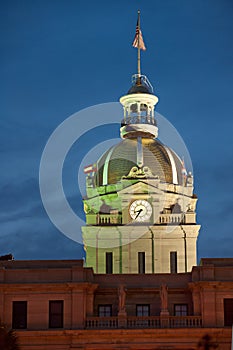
[140,103,148,118]
[129,103,138,123]
[130,103,138,113]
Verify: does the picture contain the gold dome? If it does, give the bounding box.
[96,138,183,186]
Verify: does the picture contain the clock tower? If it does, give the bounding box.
[82,73,200,274]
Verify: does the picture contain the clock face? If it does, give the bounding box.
[129,199,152,222]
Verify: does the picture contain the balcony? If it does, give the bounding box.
[156,213,184,225]
[86,317,118,329]
[86,316,202,329]
[90,212,195,226]
[120,115,157,127]
[96,214,122,225]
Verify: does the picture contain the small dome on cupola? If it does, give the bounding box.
[127,75,153,95]
[120,74,159,139]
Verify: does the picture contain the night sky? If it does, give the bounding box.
[1,0,233,261]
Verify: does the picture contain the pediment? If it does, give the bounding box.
[118,180,164,197]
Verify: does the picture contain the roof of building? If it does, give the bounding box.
[127,82,152,94]
[126,74,153,95]
[0,258,233,284]
[200,258,233,267]
[96,138,183,186]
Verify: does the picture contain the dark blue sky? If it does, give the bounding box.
[1,0,233,261]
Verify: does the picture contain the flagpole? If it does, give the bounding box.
[137,10,141,77]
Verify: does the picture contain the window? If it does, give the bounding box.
[174,304,188,316]
[106,252,113,274]
[140,103,148,117]
[130,103,138,113]
[49,300,63,328]
[12,301,27,329]
[170,251,177,273]
[138,252,145,274]
[98,305,112,317]
[136,304,150,316]
[224,299,233,326]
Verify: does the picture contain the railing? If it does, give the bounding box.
[86,316,202,329]
[127,316,161,328]
[97,214,122,225]
[169,316,202,328]
[86,316,118,329]
[121,116,157,126]
[96,214,185,226]
[157,214,184,225]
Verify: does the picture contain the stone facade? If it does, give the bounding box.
[0,258,232,349]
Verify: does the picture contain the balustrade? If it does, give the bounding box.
[157,213,184,224]
[96,214,122,225]
[86,316,118,329]
[86,316,202,329]
[169,316,202,328]
[127,316,160,328]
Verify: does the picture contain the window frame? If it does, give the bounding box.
[224,298,233,326]
[12,301,27,329]
[49,300,64,329]
[170,251,177,273]
[98,304,112,317]
[136,304,150,316]
[105,252,113,274]
[174,304,188,316]
[138,252,145,274]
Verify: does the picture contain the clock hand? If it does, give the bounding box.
[135,208,143,219]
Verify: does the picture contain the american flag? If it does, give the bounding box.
[84,163,97,174]
[132,19,146,51]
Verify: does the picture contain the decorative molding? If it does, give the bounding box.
[122,166,159,179]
